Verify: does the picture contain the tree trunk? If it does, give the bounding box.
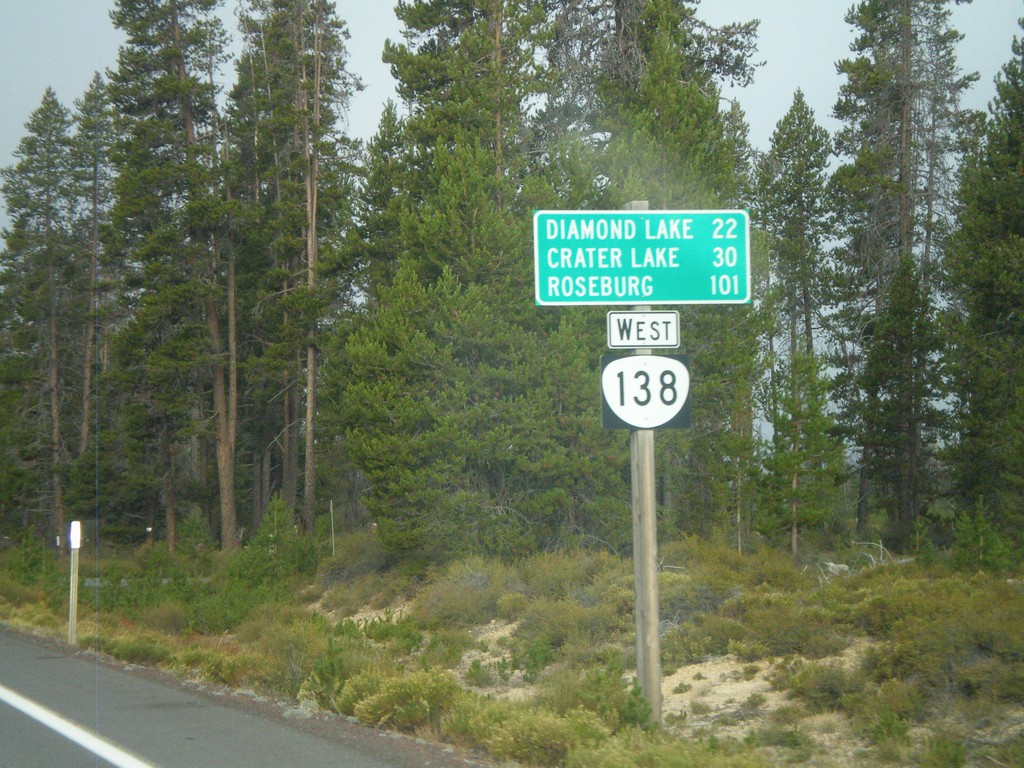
[251,449,262,536]
[791,470,799,558]
[170,0,195,147]
[492,1,504,194]
[80,154,99,456]
[45,221,65,550]
[898,0,914,263]
[283,378,299,510]
[856,458,870,534]
[304,345,317,532]
[250,442,273,536]
[301,7,323,533]
[161,420,176,552]
[205,297,237,550]
[49,307,64,550]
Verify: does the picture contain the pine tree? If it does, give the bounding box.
[860,255,940,539]
[334,1,619,554]
[69,74,116,459]
[759,351,846,557]
[827,0,973,542]
[597,0,763,539]
[107,0,236,549]
[0,89,80,546]
[539,0,758,142]
[946,20,1024,543]
[229,0,360,533]
[347,102,406,306]
[328,0,763,554]
[754,91,846,555]
[755,90,831,357]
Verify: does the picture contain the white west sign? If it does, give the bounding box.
[607,311,679,349]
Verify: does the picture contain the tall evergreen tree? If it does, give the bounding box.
[754,91,846,555]
[0,89,79,545]
[758,351,846,556]
[827,0,973,542]
[107,0,236,549]
[332,0,583,555]
[346,101,406,305]
[755,90,831,358]
[861,255,941,537]
[230,0,360,533]
[540,0,758,142]
[946,20,1024,543]
[595,0,763,540]
[70,74,116,460]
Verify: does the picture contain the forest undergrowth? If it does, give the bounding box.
[1,516,1022,768]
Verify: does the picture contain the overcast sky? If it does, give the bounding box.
[0,0,1021,218]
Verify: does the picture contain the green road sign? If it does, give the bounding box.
[534,209,750,306]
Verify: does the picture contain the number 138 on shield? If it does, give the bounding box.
[601,354,692,430]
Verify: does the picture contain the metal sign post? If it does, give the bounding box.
[623,201,661,724]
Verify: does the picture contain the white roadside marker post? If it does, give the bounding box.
[68,521,81,646]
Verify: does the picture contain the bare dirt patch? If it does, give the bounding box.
[660,640,876,766]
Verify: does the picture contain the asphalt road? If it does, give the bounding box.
[0,629,490,768]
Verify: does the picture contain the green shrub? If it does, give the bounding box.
[443,696,514,751]
[920,735,967,768]
[131,541,186,580]
[537,656,652,731]
[872,679,925,722]
[659,537,812,595]
[359,610,422,655]
[722,589,844,659]
[952,507,1019,573]
[95,634,172,665]
[0,531,56,586]
[228,498,317,592]
[140,600,189,635]
[353,669,461,733]
[171,646,260,687]
[749,723,816,757]
[236,608,334,695]
[517,550,622,600]
[867,706,909,745]
[321,572,390,617]
[317,529,392,586]
[497,591,529,620]
[859,574,1024,702]
[420,628,476,668]
[175,510,216,573]
[301,635,382,711]
[785,661,864,713]
[464,658,495,687]
[336,670,385,716]
[742,692,768,712]
[186,578,267,633]
[511,596,620,676]
[0,574,42,606]
[662,613,748,666]
[566,729,771,768]
[411,556,517,629]
[658,571,731,624]
[484,707,610,767]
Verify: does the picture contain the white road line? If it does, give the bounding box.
[0,682,156,768]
